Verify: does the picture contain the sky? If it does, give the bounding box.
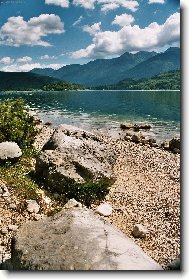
[0,0,180,72]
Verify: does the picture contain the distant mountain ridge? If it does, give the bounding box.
[31,47,180,86]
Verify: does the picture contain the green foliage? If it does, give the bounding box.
[95,70,180,90]
[61,178,111,207]
[0,148,39,199]
[0,99,37,148]
[43,81,86,91]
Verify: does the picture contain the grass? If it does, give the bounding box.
[0,148,40,200]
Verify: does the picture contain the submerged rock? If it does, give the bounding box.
[8,201,162,270]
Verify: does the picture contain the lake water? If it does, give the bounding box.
[0,90,180,142]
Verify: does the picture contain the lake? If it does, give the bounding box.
[0,90,180,142]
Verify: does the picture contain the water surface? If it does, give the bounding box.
[0,90,180,142]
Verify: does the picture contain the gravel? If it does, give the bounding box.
[95,139,180,268]
[0,134,180,269]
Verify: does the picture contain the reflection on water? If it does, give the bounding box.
[0,90,180,141]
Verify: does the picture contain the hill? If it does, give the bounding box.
[0,72,84,91]
[96,70,180,90]
[31,47,180,86]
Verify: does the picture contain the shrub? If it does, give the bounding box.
[0,99,37,148]
[62,177,112,207]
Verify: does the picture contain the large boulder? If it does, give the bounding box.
[35,125,116,193]
[8,200,162,270]
[0,142,22,161]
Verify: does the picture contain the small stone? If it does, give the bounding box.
[1,227,8,235]
[173,148,180,154]
[96,203,113,217]
[132,224,148,238]
[64,199,82,209]
[2,191,10,197]
[26,200,40,214]
[8,225,18,231]
[9,203,17,210]
[33,214,43,221]
[131,134,141,143]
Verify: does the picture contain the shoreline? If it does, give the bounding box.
[0,89,180,93]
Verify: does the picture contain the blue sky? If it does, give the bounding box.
[0,0,180,72]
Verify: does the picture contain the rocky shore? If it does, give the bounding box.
[0,121,180,270]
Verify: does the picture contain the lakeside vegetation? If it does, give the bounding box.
[94,71,180,90]
[0,70,180,92]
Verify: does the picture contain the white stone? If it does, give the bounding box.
[96,203,112,217]
[26,200,40,214]
[8,225,18,231]
[1,227,8,234]
[0,142,22,160]
[132,224,148,238]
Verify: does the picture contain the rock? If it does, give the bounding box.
[33,125,54,151]
[169,137,180,151]
[0,142,22,161]
[167,256,180,270]
[35,125,116,193]
[120,123,133,130]
[96,203,112,217]
[120,123,151,131]
[148,138,156,145]
[9,203,17,210]
[131,133,141,143]
[173,148,180,154]
[141,139,149,145]
[26,200,40,214]
[1,227,8,235]
[124,135,131,141]
[9,202,162,270]
[8,225,18,232]
[33,214,44,221]
[132,224,148,238]
[161,140,170,150]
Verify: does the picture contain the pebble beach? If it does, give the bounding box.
[0,128,180,269]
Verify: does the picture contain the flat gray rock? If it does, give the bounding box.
[9,201,163,270]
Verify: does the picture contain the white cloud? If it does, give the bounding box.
[1,62,63,72]
[101,3,119,12]
[73,16,83,26]
[72,12,180,59]
[40,54,57,60]
[45,0,69,7]
[0,14,64,47]
[17,56,32,63]
[73,0,96,9]
[0,56,14,65]
[72,0,139,12]
[148,0,165,4]
[83,22,101,36]
[98,0,139,12]
[112,13,135,26]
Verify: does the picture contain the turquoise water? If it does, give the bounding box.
[0,90,180,142]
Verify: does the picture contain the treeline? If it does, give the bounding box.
[42,82,86,91]
[93,70,180,90]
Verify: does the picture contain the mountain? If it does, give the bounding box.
[98,70,180,90]
[123,47,180,80]
[32,50,157,86]
[0,72,61,91]
[31,47,180,86]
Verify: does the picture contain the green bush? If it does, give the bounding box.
[61,178,111,207]
[0,99,37,148]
